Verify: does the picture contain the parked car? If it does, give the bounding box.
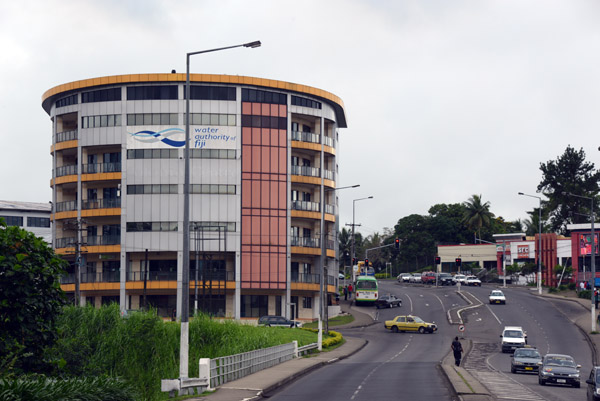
[500,326,527,353]
[339,272,345,279]
[397,273,412,283]
[489,290,506,304]
[384,315,437,334]
[438,273,454,285]
[511,347,542,373]
[466,275,481,286]
[258,315,302,328]
[421,271,436,284]
[453,274,467,285]
[586,366,600,400]
[538,353,581,387]
[375,294,402,309]
[409,273,422,283]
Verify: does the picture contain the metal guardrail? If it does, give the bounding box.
[297,343,319,356]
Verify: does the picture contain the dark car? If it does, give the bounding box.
[586,367,600,401]
[258,315,301,328]
[438,273,454,286]
[375,294,402,309]
[511,347,542,374]
[538,353,581,387]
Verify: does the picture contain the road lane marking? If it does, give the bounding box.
[405,293,413,314]
[484,303,502,325]
[433,293,446,312]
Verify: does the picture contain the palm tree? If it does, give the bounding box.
[462,194,495,241]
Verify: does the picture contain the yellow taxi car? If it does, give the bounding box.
[384,315,437,334]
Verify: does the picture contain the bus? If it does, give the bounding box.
[355,275,378,306]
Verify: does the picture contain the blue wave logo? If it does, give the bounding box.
[129,128,186,147]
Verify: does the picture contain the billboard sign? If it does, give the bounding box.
[580,233,599,255]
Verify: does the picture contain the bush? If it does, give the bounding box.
[548,287,558,293]
[579,290,592,299]
[568,282,577,290]
[558,284,568,291]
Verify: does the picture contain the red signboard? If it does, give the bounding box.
[580,233,599,255]
[517,245,529,259]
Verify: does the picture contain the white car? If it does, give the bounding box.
[409,273,422,283]
[489,290,506,304]
[500,326,527,353]
[453,274,467,285]
[465,275,481,286]
[397,273,412,283]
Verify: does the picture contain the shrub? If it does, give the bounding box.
[558,284,567,291]
[579,290,592,299]
[568,282,577,290]
[548,287,558,293]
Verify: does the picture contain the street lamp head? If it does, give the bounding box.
[351,184,360,188]
[368,196,373,199]
[518,192,524,195]
[244,41,262,48]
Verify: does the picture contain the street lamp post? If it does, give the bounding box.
[350,196,374,273]
[562,191,596,332]
[318,184,359,349]
[180,40,260,384]
[518,192,543,295]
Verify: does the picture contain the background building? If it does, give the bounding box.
[0,200,52,243]
[42,73,346,321]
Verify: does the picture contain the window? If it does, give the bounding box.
[190,184,236,195]
[126,113,178,126]
[82,114,122,128]
[242,88,287,105]
[241,295,268,317]
[127,149,178,159]
[190,113,236,126]
[27,217,50,228]
[291,95,322,109]
[303,297,312,309]
[81,88,121,103]
[190,221,236,232]
[240,115,286,129]
[190,149,236,159]
[189,85,236,101]
[126,85,178,100]
[126,222,178,232]
[127,184,178,194]
[0,216,23,226]
[56,94,78,108]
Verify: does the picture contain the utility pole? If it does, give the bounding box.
[64,218,87,306]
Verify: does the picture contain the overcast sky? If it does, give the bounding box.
[2,0,600,237]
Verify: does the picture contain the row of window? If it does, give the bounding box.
[127,113,178,126]
[127,184,178,195]
[81,114,122,128]
[82,88,122,103]
[291,95,321,110]
[0,216,50,227]
[56,94,78,108]
[192,184,236,194]
[189,113,236,126]
[240,115,287,129]
[126,221,236,232]
[242,88,287,105]
[127,85,178,100]
[125,148,236,160]
[189,85,236,101]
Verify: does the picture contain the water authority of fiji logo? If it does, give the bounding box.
[128,127,237,149]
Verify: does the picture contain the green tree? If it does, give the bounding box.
[337,228,352,268]
[462,194,495,241]
[393,214,436,272]
[537,145,600,235]
[428,203,472,244]
[0,219,67,374]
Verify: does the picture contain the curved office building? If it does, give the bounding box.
[42,73,346,321]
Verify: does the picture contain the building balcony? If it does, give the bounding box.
[323,136,334,147]
[85,235,121,246]
[290,236,319,248]
[323,169,335,181]
[82,162,122,174]
[55,236,76,249]
[291,200,320,213]
[55,200,77,213]
[82,198,121,210]
[290,165,320,178]
[56,130,78,143]
[291,131,320,144]
[291,272,320,284]
[55,165,78,177]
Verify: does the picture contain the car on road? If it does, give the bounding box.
[465,275,481,286]
[339,272,345,279]
[438,273,454,285]
[500,326,527,353]
[489,290,506,304]
[397,273,412,283]
[384,315,437,334]
[258,315,302,328]
[453,274,467,285]
[375,294,402,309]
[421,271,436,284]
[511,347,542,374]
[409,273,422,283]
[538,353,581,387]
[585,366,600,400]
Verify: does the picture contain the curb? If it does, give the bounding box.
[439,339,492,400]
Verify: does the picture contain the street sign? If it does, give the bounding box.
[458,325,465,332]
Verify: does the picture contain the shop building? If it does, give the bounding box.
[42,73,346,321]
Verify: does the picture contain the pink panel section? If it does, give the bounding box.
[279,148,286,174]
[270,182,278,210]
[241,254,251,281]
[261,129,270,147]
[270,104,278,116]
[279,104,286,117]
[270,148,279,173]
[261,104,270,115]
[270,217,279,245]
[242,215,252,244]
[261,254,270,282]
[241,181,251,207]
[269,128,277,147]
[242,145,252,172]
[251,216,261,246]
[252,103,261,115]
[252,146,261,173]
[261,216,269,245]
[279,217,286,247]
[261,181,270,208]
[279,130,286,149]
[252,128,261,145]
[242,127,252,144]
[252,253,261,282]
[242,102,252,115]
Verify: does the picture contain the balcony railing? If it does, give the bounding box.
[56,130,78,143]
[324,204,335,215]
[55,165,78,177]
[291,131,320,144]
[291,272,320,284]
[54,200,77,213]
[126,270,234,282]
[291,200,320,213]
[55,237,77,249]
[290,165,320,178]
[290,236,319,248]
[84,235,121,246]
[323,169,335,181]
[83,198,121,210]
[323,136,334,147]
[82,162,122,174]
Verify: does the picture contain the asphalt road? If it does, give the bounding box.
[268,280,593,401]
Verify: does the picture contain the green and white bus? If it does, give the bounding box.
[355,276,378,306]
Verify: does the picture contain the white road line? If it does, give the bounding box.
[484,303,503,325]
[433,293,446,313]
[405,293,413,314]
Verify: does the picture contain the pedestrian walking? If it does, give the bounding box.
[451,336,463,367]
[348,283,353,299]
[595,288,599,309]
[344,285,348,301]
[581,281,585,292]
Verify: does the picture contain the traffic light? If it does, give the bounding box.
[455,258,462,267]
[352,257,357,265]
[435,256,441,265]
[364,258,369,266]
[395,238,400,249]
